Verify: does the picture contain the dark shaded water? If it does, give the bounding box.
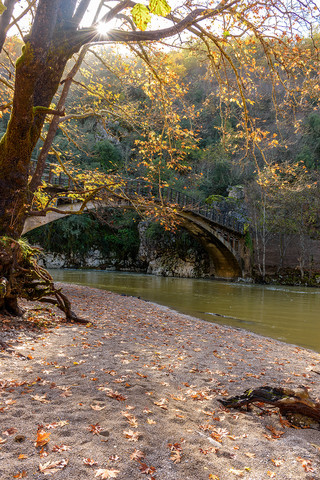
[50,269,320,352]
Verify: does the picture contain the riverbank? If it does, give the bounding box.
[1,283,320,480]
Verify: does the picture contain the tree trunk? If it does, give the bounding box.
[0,42,73,312]
[0,2,83,316]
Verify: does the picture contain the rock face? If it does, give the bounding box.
[38,248,143,272]
[38,221,211,278]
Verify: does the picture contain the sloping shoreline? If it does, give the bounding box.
[1,283,320,479]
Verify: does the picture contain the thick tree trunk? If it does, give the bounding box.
[0,0,90,237]
[0,241,27,315]
[0,2,83,317]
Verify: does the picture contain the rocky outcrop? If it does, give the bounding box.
[38,221,211,278]
[137,222,210,277]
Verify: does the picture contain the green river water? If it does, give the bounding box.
[50,269,320,353]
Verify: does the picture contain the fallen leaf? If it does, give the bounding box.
[147,418,156,424]
[31,394,49,403]
[95,468,119,479]
[90,404,106,411]
[38,458,68,474]
[154,398,168,410]
[143,408,152,414]
[109,454,120,461]
[39,447,49,458]
[121,411,138,427]
[168,442,183,463]
[44,421,68,430]
[244,452,255,458]
[13,472,27,479]
[89,423,103,435]
[83,457,97,466]
[18,454,28,460]
[106,390,127,401]
[266,425,284,438]
[130,449,145,461]
[60,389,72,397]
[279,416,291,428]
[263,434,276,441]
[296,456,314,472]
[123,429,141,441]
[52,444,71,452]
[35,429,51,447]
[170,450,181,463]
[139,462,156,475]
[229,468,244,477]
[170,394,186,401]
[3,427,17,436]
[213,427,229,438]
[199,447,218,455]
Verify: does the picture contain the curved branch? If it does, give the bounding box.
[71,1,238,47]
[99,0,132,24]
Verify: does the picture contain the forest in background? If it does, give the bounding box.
[2,32,320,284]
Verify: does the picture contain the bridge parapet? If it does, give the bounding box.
[120,179,245,235]
[27,162,250,278]
[29,162,245,235]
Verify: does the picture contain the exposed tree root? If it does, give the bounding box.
[219,386,320,426]
[0,237,90,325]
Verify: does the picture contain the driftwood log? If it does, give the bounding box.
[218,386,320,425]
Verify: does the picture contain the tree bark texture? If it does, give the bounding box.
[0,1,90,315]
[0,1,85,238]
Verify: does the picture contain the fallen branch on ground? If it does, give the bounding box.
[218,386,320,425]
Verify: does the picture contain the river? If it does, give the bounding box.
[49,269,320,353]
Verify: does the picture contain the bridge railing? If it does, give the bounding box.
[119,179,245,235]
[29,162,245,235]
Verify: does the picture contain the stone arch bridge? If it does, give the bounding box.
[23,169,251,279]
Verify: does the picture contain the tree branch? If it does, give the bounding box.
[33,106,65,116]
[0,0,18,53]
[99,0,132,24]
[72,0,92,26]
[71,2,238,47]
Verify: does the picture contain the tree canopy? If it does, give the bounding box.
[0,0,319,318]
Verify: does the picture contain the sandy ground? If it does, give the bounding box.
[1,283,320,480]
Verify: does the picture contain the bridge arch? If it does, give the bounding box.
[23,202,250,280]
[178,211,244,278]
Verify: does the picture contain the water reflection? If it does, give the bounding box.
[49,270,320,352]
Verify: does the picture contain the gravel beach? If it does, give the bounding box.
[1,283,320,480]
